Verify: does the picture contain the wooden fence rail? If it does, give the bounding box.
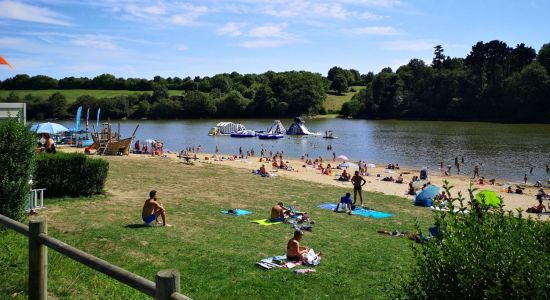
[0,214,191,300]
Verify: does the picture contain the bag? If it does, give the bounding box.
[304,249,321,266]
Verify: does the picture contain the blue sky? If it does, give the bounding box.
[0,0,549,80]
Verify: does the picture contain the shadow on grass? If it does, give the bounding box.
[124,224,152,229]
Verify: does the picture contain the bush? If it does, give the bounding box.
[33,153,109,197]
[399,182,550,299]
[0,117,36,220]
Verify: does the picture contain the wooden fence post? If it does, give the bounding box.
[29,220,47,300]
[155,269,180,300]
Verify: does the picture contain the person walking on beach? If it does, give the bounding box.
[142,190,171,227]
[473,164,480,179]
[351,171,367,206]
[546,165,549,175]
[456,162,460,174]
[215,145,219,154]
[524,173,528,185]
[333,151,336,162]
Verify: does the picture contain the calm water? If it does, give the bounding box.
[53,118,550,182]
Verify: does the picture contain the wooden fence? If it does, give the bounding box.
[0,214,191,300]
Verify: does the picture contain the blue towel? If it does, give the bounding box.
[222,209,252,216]
[318,203,393,219]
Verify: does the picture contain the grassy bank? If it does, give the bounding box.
[324,86,364,113]
[0,156,431,299]
[0,89,184,104]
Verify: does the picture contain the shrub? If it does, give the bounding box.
[399,182,550,299]
[33,153,109,197]
[0,117,36,221]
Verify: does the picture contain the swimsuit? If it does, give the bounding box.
[143,213,156,225]
[270,216,284,222]
[286,255,301,262]
[354,185,362,191]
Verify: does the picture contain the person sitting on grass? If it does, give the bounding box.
[259,164,269,176]
[142,190,171,227]
[526,199,547,214]
[286,229,322,262]
[270,202,290,222]
[334,192,353,215]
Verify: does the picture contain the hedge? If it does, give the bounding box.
[33,153,109,197]
[0,117,36,221]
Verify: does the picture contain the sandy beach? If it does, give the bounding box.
[78,147,547,220]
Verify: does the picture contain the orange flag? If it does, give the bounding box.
[0,55,14,70]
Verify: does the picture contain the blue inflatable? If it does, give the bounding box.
[415,185,440,207]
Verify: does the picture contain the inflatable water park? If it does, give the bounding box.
[208,117,322,139]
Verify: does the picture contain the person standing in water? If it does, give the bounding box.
[473,164,480,179]
[351,171,367,206]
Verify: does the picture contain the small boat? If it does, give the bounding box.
[322,130,338,139]
[258,133,284,139]
[230,130,256,138]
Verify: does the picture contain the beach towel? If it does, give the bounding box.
[250,219,283,226]
[257,255,302,269]
[318,203,393,219]
[222,209,252,216]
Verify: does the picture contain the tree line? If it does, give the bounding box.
[0,71,330,119]
[342,41,550,122]
[1,40,549,122]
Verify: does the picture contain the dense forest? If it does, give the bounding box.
[1,40,549,122]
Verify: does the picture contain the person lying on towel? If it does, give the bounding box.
[286,229,322,262]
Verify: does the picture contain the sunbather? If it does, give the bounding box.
[259,164,268,176]
[141,190,171,227]
[270,202,290,222]
[286,230,321,262]
[338,170,350,181]
[334,192,353,215]
[526,199,547,214]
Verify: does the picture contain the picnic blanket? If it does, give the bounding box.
[319,203,393,219]
[250,219,283,226]
[257,255,302,269]
[222,209,252,216]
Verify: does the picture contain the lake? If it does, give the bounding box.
[52,118,550,182]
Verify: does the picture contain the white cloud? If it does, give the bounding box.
[261,1,375,19]
[382,40,439,51]
[116,1,208,25]
[217,22,246,37]
[218,22,299,48]
[70,35,118,50]
[174,43,189,51]
[0,0,71,26]
[249,23,288,38]
[239,39,293,48]
[352,26,399,35]
[338,0,403,7]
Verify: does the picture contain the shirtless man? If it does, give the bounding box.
[287,229,322,262]
[142,190,171,227]
[350,171,366,206]
[270,202,289,222]
[526,199,547,214]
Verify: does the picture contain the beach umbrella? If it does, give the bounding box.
[339,162,358,169]
[367,163,376,168]
[34,122,69,134]
[144,139,156,144]
[337,155,349,161]
[415,185,440,207]
[475,190,502,207]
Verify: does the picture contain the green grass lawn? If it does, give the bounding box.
[325,86,364,113]
[0,156,431,299]
[0,89,184,104]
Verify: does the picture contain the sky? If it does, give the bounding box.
[0,0,549,80]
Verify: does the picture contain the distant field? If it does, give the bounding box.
[0,87,363,112]
[0,89,183,104]
[325,86,364,113]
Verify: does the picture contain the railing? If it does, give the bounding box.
[0,214,192,300]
